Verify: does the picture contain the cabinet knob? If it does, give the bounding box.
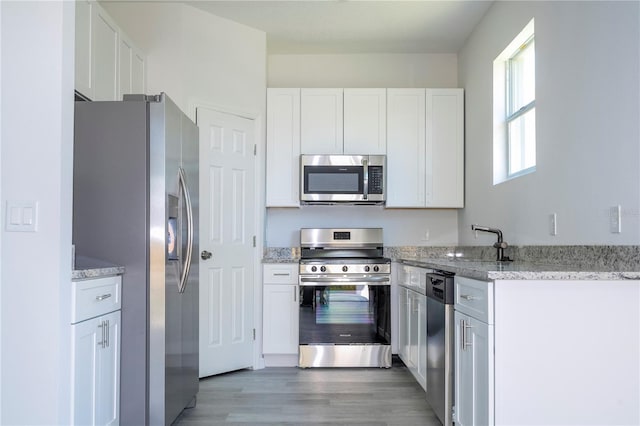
[201,250,212,260]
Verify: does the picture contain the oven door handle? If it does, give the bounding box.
[299,276,390,286]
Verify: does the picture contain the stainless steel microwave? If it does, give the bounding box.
[300,154,386,204]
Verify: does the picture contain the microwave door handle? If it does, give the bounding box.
[362,158,368,200]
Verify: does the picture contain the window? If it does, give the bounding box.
[493,19,535,184]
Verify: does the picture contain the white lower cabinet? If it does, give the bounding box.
[453,276,494,426]
[262,264,299,366]
[452,276,640,426]
[454,310,493,426]
[397,264,428,391]
[71,275,122,426]
[263,284,299,354]
[72,310,121,426]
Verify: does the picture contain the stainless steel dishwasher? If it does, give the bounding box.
[426,271,455,426]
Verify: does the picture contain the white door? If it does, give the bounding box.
[197,107,256,378]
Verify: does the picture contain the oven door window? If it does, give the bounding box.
[304,166,363,194]
[299,285,390,345]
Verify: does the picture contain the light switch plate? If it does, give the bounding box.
[5,201,38,232]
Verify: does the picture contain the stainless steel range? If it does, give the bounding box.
[298,228,392,368]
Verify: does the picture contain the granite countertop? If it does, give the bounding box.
[397,257,640,281]
[262,257,299,264]
[72,255,125,280]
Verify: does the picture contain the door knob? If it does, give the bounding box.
[201,250,212,260]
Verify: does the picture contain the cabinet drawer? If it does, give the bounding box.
[397,264,429,293]
[455,276,493,324]
[72,275,122,324]
[264,263,298,284]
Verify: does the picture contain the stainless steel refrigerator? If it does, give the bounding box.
[73,93,199,425]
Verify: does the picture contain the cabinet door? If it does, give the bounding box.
[300,89,343,154]
[426,89,464,208]
[92,5,119,101]
[454,311,493,426]
[417,293,427,390]
[75,0,93,99]
[343,89,386,155]
[386,89,426,207]
[408,291,419,370]
[266,89,301,207]
[72,316,100,426]
[119,33,146,99]
[72,310,120,426]
[398,287,410,363]
[263,284,299,354]
[131,47,145,95]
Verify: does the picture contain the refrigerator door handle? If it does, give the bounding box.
[178,167,194,294]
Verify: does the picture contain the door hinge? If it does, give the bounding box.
[254,144,257,156]
[253,328,256,341]
[253,235,256,247]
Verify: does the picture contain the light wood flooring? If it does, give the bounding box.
[173,357,441,425]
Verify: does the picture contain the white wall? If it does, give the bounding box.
[268,53,457,88]
[267,53,460,247]
[1,1,74,424]
[459,1,640,246]
[267,206,458,247]
[102,2,267,120]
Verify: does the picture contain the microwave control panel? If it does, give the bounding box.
[369,166,384,194]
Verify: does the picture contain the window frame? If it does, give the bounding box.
[493,19,536,185]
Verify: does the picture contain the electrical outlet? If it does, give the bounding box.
[422,229,430,241]
[610,205,622,233]
[549,213,557,236]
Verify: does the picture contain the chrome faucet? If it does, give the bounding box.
[471,225,511,261]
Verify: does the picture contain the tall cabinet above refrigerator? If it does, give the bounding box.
[73,93,199,425]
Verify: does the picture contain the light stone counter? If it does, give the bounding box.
[72,255,125,280]
[396,258,640,281]
[264,245,640,280]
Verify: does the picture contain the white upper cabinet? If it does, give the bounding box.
[92,6,119,101]
[426,89,464,208]
[75,0,93,99]
[343,89,387,155]
[266,87,464,209]
[300,89,344,154]
[387,89,426,207]
[75,1,146,101]
[266,88,301,207]
[387,88,464,208]
[119,33,146,99]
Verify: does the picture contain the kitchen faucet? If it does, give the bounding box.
[471,225,512,261]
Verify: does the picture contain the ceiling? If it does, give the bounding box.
[186,1,494,54]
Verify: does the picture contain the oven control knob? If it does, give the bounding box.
[320,266,327,272]
[364,265,371,272]
[311,266,317,272]
[342,266,348,272]
[373,265,380,272]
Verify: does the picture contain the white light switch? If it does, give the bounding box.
[5,201,38,232]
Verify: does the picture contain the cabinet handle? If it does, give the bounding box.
[460,319,473,351]
[96,293,112,301]
[105,320,110,348]
[274,273,290,276]
[293,287,297,302]
[460,294,477,301]
[98,321,106,348]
